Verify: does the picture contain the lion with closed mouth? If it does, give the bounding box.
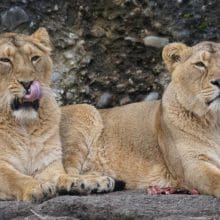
[60,41,220,197]
[0,28,121,202]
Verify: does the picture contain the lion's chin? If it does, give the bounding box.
[10,98,40,122]
[208,98,220,113]
[10,98,39,111]
[12,108,38,122]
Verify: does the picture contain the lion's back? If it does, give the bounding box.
[99,101,161,141]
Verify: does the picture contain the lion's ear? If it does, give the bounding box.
[31,27,51,51]
[162,43,190,73]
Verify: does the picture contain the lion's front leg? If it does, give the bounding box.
[182,158,220,197]
[36,160,125,196]
[0,161,45,202]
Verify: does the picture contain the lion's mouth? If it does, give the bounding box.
[10,98,39,111]
[10,81,41,111]
[207,95,220,105]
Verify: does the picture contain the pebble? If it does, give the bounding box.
[143,36,169,48]
[120,95,131,105]
[128,78,134,85]
[80,86,90,94]
[51,71,61,83]
[62,73,76,86]
[1,6,29,30]
[69,32,79,40]
[124,36,138,43]
[63,50,74,59]
[91,25,106,37]
[143,8,153,17]
[97,92,113,108]
[116,84,126,89]
[54,4,59,11]
[136,70,143,75]
[66,92,74,100]
[81,54,92,65]
[144,92,159,101]
[172,30,190,40]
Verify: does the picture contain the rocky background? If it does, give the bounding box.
[1,0,219,107]
[1,0,220,219]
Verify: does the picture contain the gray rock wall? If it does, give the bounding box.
[1,0,219,107]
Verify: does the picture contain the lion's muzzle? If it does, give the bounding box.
[10,80,42,111]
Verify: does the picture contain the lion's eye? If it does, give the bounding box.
[0,57,11,63]
[195,61,206,68]
[31,56,40,63]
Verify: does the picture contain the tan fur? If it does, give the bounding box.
[61,41,220,197]
[0,29,115,202]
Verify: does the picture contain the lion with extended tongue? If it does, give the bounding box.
[0,28,121,202]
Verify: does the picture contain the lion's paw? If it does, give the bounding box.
[57,174,125,195]
[40,181,57,199]
[20,183,44,203]
[83,176,115,194]
[20,180,57,202]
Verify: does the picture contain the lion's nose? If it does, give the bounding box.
[211,78,220,89]
[19,80,33,91]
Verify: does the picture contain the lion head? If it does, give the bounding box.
[162,41,220,117]
[0,28,54,121]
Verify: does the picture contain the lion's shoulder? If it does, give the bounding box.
[61,104,103,134]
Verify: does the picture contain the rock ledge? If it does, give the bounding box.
[1,190,220,220]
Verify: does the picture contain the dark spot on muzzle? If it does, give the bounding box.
[10,97,39,111]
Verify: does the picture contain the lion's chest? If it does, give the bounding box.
[8,126,61,176]
[16,139,45,175]
[206,130,220,168]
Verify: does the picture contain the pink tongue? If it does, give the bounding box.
[23,81,42,102]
